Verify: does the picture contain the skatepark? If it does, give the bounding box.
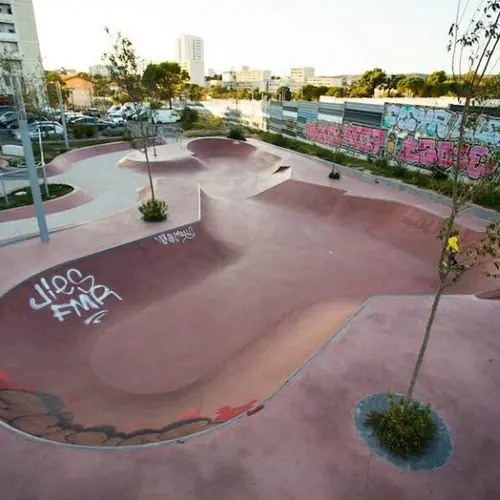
[0,137,499,499]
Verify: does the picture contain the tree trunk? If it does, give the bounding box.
[140,120,155,202]
[407,284,445,398]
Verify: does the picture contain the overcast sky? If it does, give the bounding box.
[33,0,462,76]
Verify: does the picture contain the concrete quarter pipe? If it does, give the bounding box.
[0,137,495,447]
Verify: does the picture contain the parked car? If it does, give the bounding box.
[71,116,116,130]
[12,122,64,141]
[83,108,101,118]
[107,111,125,125]
[150,109,181,124]
[64,112,83,125]
[0,110,17,128]
[102,125,126,136]
[7,115,50,130]
[107,105,123,115]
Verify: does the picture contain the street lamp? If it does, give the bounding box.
[12,74,49,242]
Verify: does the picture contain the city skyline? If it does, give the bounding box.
[34,0,462,76]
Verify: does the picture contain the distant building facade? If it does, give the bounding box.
[290,67,315,83]
[175,34,205,87]
[89,64,109,78]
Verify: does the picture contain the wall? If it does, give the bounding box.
[200,98,499,180]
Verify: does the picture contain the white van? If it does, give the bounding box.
[151,109,181,124]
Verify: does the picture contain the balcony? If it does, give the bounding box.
[0,13,13,23]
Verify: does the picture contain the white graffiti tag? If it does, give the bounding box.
[154,226,196,246]
[28,268,122,324]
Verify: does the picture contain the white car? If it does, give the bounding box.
[151,109,181,124]
[13,122,64,140]
[108,111,125,125]
[107,105,123,115]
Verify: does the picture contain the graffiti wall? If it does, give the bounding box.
[261,100,500,180]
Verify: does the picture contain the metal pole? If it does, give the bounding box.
[13,75,49,242]
[38,127,49,197]
[0,174,8,205]
[56,82,69,148]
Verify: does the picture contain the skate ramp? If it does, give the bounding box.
[187,137,256,158]
[0,179,496,447]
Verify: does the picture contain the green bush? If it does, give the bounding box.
[365,393,437,458]
[393,165,407,178]
[180,107,199,130]
[431,166,449,181]
[84,125,97,139]
[227,127,246,141]
[139,198,168,222]
[374,157,389,169]
[332,151,347,165]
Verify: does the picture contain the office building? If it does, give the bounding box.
[290,67,315,83]
[221,67,272,90]
[175,34,205,87]
[0,0,46,105]
[307,75,345,87]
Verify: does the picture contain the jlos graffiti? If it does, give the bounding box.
[29,268,122,325]
[154,226,196,246]
[303,122,386,156]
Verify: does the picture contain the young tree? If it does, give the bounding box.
[46,71,69,109]
[102,28,166,221]
[407,0,500,399]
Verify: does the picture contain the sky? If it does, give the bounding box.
[33,0,462,76]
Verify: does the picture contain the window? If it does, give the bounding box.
[0,3,12,15]
[0,22,15,33]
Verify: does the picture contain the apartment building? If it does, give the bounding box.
[290,67,315,83]
[175,34,205,87]
[306,75,345,87]
[0,0,46,105]
[221,67,272,90]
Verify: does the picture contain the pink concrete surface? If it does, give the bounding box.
[0,295,498,500]
[187,137,256,158]
[45,141,131,176]
[0,137,499,498]
[0,185,93,222]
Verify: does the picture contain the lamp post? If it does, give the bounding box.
[12,75,49,242]
[55,81,69,148]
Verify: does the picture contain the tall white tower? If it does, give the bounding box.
[175,34,205,87]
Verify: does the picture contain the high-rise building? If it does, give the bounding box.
[175,34,205,87]
[0,0,46,105]
[290,67,315,83]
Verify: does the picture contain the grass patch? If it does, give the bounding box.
[365,393,437,459]
[0,183,74,211]
[254,130,500,212]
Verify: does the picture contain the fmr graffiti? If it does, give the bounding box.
[0,387,261,446]
[154,226,196,246]
[28,268,122,325]
[303,122,386,156]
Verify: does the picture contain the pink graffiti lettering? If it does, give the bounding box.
[304,122,386,156]
[436,141,454,169]
[417,139,438,167]
[398,136,419,164]
[466,144,490,180]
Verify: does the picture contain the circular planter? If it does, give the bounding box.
[354,392,453,471]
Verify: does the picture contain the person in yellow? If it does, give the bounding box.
[444,231,460,268]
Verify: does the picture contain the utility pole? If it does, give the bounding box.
[55,81,69,148]
[12,75,49,242]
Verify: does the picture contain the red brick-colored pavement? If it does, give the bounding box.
[0,138,498,498]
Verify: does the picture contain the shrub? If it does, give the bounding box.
[374,157,389,169]
[227,127,246,141]
[329,170,341,180]
[332,151,347,165]
[84,126,97,139]
[180,107,199,130]
[365,393,437,458]
[71,124,86,139]
[431,166,449,181]
[393,165,407,178]
[139,198,168,222]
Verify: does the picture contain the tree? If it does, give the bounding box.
[184,83,202,101]
[142,62,189,109]
[275,85,292,101]
[102,28,166,221]
[326,86,347,98]
[383,74,405,96]
[405,0,500,399]
[351,67,387,97]
[299,84,317,101]
[397,75,426,96]
[45,71,69,109]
